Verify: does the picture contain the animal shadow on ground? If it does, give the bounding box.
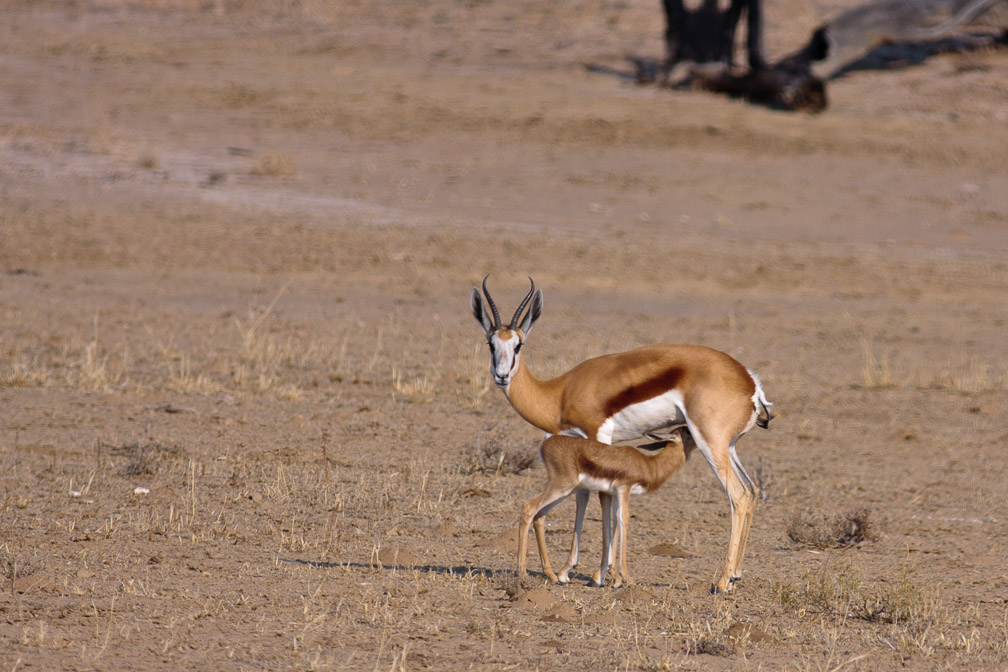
[285,557,509,580]
[285,557,629,587]
[833,31,1008,76]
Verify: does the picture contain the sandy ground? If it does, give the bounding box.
[2,1,1008,670]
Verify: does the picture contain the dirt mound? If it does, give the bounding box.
[649,542,692,557]
[377,547,420,567]
[541,603,580,623]
[482,527,520,553]
[432,522,460,537]
[613,586,660,606]
[727,621,775,645]
[512,588,559,611]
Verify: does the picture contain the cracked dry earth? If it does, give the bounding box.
[2,1,1008,670]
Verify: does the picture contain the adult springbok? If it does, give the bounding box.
[471,276,773,593]
[519,431,689,587]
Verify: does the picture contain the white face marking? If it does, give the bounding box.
[601,389,687,444]
[488,330,522,387]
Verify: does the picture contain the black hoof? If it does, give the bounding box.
[710,577,740,594]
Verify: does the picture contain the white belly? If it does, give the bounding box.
[578,475,616,494]
[596,389,686,444]
[577,475,646,496]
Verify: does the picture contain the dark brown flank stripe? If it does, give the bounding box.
[576,454,624,484]
[602,366,684,420]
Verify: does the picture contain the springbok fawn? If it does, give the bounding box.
[518,430,689,587]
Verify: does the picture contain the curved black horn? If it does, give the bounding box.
[481,275,501,328]
[509,277,536,328]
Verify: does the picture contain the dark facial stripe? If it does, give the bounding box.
[603,366,684,420]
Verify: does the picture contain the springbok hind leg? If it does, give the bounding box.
[689,411,760,594]
[692,429,752,593]
[589,493,615,587]
[729,444,759,581]
[615,488,634,588]
[712,472,751,593]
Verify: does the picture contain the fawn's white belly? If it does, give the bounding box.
[578,474,646,496]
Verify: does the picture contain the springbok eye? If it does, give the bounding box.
[514,343,522,353]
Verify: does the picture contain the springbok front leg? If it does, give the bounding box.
[556,489,591,583]
[519,486,575,583]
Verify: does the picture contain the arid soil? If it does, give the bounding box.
[2,1,1008,670]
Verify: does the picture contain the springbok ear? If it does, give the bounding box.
[518,288,543,336]
[471,288,494,335]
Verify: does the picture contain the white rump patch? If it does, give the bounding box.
[743,368,772,434]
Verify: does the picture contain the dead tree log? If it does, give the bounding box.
[658,0,1005,112]
[807,0,1005,79]
[686,58,828,112]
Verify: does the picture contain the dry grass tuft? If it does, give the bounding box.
[786,508,874,549]
[456,345,491,409]
[749,456,772,502]
[168,354,220,394]
[854,324,1000,393]
[855,565,941,625]
[65,341,128,391]
[687,637,736,657]
[392,367,435,404]
[250,151,297,177]
[2,545,41,584]
[496,574,539,599]
[104,440,182,477]
[858,330,895,389]
[466,424,536,476]
[1,354,50,387]
[934,359,999,394]
[232,281,292,392]
[776,559,943,639]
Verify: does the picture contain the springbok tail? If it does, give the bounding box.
[750,371,775,429]
[756,398,774,429]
